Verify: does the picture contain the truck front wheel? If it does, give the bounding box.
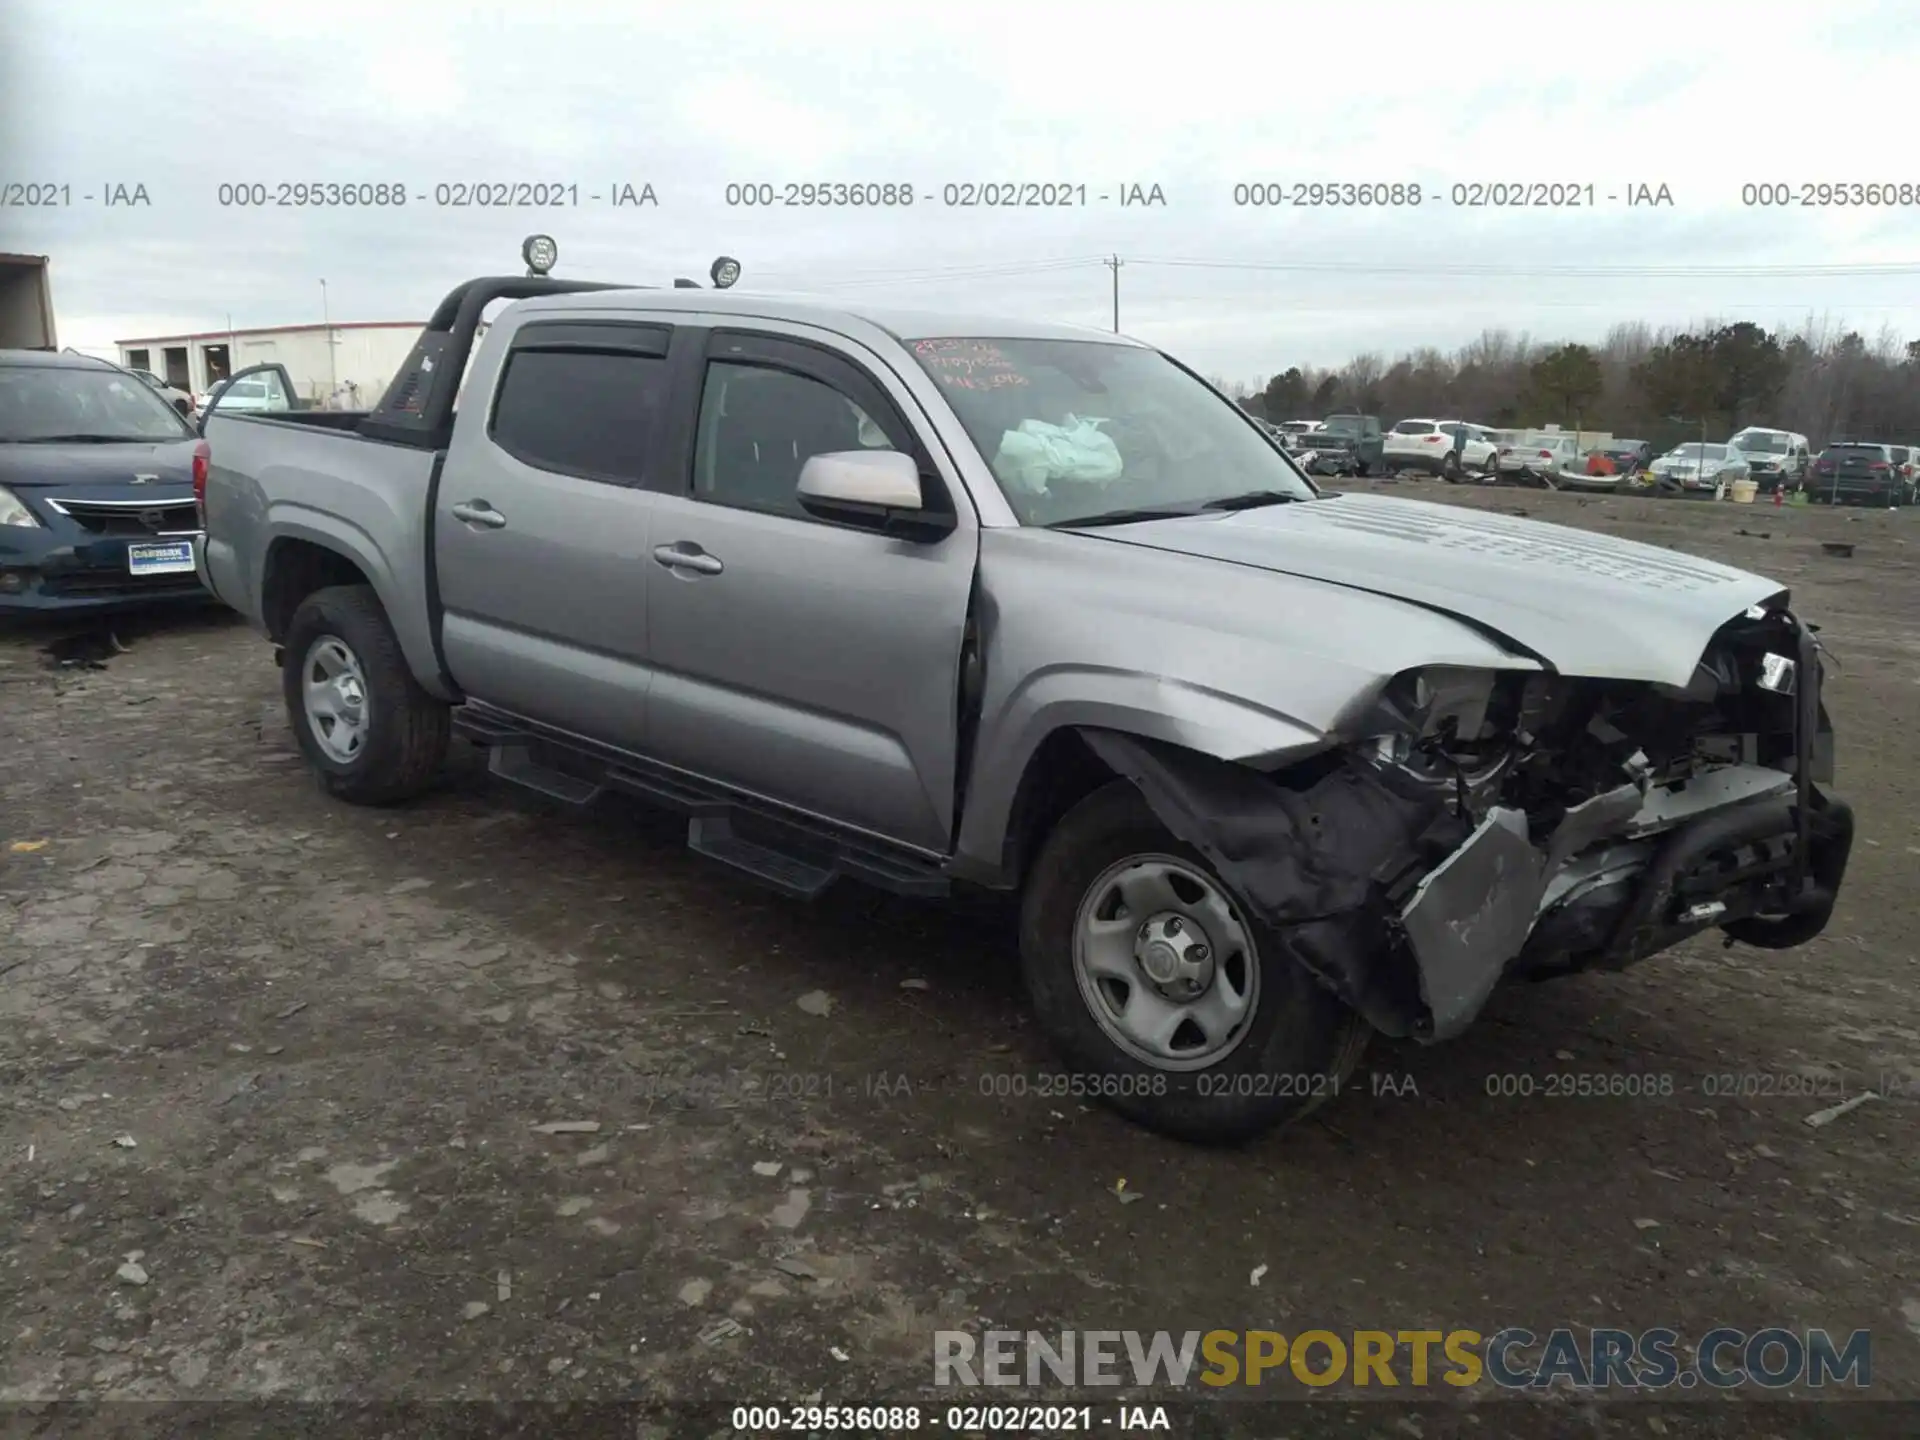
[282,584,450,805]
[1019,782,1368,1145]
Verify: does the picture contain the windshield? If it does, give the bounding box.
[1734,432,1789,453]
[1671,443,1728,460]
[0,365,194,442]
[1279,420,1316,433]
[910,338,1317,524]
[1321,415,1363,434]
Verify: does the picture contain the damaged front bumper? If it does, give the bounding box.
[1397,766,1853,1039]
[1081,611,1853,1044]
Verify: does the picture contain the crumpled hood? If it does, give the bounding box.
[1073,492,1784,685]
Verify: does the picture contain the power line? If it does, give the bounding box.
[1128,256,1920,279]
[753,256,1105,288]
[811,260,1105,291]
[753,253,1920,289]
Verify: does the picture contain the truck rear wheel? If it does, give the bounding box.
[282,584,450,805]
[1019,782,1368,1145]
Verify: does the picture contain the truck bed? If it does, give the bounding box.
[200,410,450,697]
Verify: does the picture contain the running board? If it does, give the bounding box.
[451,704,950,901]
[688,814,835,899]
[488,743,604,806]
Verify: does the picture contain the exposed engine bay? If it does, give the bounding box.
[1080,600,1855,1043]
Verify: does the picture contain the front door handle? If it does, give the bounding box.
[652,543,723,575]
[450,500,507,529]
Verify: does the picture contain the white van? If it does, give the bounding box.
[1728,427,1812,490]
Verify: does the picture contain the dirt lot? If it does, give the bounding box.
[2,483,1917,1434]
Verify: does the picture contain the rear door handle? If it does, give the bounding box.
[653,542,723,575]
[450,500,507,529]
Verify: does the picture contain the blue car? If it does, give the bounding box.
[0,350,211,615]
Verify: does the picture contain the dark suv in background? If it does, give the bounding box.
[1312,412,1385,475]
[0,350,210,614]
[1808,442,1914,506]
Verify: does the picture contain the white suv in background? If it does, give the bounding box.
[1383,418,1497,479]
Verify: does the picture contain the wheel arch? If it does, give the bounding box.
[261,534,373,644]
[951,679,1330,889]
[255,514,452,701]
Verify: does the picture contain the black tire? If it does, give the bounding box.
[1355,458,1372,477]
[1019,782,1369,1145]
[282,584,450,805]
[1441,451,1460,481]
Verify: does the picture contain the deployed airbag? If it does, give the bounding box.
[989,416,1124,494]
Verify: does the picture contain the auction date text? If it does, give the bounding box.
[722,181,1166,207]
[1232,181,1673,207]
[2,182,150,206]
[213,181,657,208]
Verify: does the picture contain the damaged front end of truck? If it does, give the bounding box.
[1081,599,1853,1042]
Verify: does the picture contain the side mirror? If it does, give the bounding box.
[796,450,950,540]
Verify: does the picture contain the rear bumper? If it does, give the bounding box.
[1810,477,1899,502]
[1383,449,1463,475]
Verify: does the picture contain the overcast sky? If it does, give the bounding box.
[4,0,1920,382]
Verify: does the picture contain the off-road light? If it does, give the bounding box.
[523,235,558,276]
[711,256,741,289]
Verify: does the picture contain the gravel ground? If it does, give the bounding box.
[2,482,1916,1436]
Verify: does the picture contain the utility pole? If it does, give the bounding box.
[1105,254,1122,333]
[321,278,337,395]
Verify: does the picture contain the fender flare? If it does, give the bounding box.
[258,507,450,701]
[951,665,1329,881]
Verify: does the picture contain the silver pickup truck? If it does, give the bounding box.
[196,264,1853,1144]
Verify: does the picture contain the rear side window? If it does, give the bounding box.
[490,334,670,483]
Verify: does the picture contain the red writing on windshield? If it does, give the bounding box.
[915,338,1031,388]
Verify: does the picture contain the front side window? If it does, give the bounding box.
[908,337,1316,525]
[0,365,193,442]
[490,347,668,482]
[692,361,897,520]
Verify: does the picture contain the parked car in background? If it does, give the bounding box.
[1560,444,1635,493]
[1382,418,1497,480]
[1649,442,1750,496]
[1890,445,1917,496]
[128,365,195,417]
[1728,428,1812,492]
[1589,438,1655,477]
[0,349,209,613]
[1808,442,1913,506]
[203,370,300,416]
[1273,420,1321,456]
[196,263,1854,1145]
[1316,413,1384,475]
[1497,433,1581,485]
